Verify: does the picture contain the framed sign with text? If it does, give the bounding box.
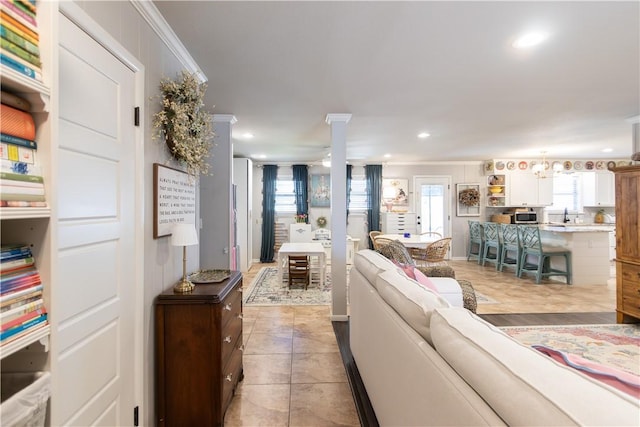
[153,163,197,238]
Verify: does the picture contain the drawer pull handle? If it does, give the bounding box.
[237,313,243,320]
[225,373,233,382]
[224,304,232,311]
[223,335,232,343]
[238,344,245,352]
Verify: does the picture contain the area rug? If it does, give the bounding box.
[501,324,640,376]
[244,267,332,306]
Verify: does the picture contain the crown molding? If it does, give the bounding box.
[131,0,206,83]
[325,113,352,124]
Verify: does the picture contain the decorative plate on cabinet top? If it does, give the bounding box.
[585,161,594,170]
[506,161,516,170]
[495,161,505,170]
[563,161,572,170]
[552,161,562,171]
[573,161,583,170]
[518,161,527,170]
[607,161,616,170]
[595,161,606,170]
[617,160,630,166]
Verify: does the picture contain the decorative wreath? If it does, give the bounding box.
[316,216,327,228]
[459,188,480,207]
[152,71,215,177]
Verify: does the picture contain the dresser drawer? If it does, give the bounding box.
[221,315,242,367]
[221,284,243,330]
[620,262,640,285]
[221,343,243,412]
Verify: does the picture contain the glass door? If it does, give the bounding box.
[413,176,451,239]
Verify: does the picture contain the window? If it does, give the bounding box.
[348,177,367,212]
[549,173,581,212]
[274,177,296,213]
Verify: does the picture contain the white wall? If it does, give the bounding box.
[73,1,200,423]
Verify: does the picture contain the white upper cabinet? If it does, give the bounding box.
[582,171,615,207]
[508,173,553,207]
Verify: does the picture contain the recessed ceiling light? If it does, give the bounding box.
[513,32,548,49]
[252,154,266,159]
[417,132,430,139]
[602,148,613,153]
[384,153,391,158]
[242,132,254,139]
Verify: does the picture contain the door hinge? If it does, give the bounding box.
[134,107,140,126]
[134,406,139,426]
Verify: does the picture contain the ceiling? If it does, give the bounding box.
[154,1,640,165]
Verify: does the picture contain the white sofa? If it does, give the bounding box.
[349,249,640,426]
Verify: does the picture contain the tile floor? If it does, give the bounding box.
[226,258,618,426]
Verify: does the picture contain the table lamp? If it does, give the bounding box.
[171,223,199,293]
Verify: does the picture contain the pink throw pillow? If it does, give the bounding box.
[413,268,440,293]
[392,260,417,280]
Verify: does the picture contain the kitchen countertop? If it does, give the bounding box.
[539,223,615,232]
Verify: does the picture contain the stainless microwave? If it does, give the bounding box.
[512,211,538,224]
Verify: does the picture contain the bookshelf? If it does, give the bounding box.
[0,1,54,418]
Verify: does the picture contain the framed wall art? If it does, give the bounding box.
[456,183,481,217]
[153,163,197,238]
[310,174,331,207]
[382,178,409,210]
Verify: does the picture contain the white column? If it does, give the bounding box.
[200,114,237,268]
[326,113,351,321]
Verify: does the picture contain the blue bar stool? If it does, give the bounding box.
[499,224,522,275]
[467,221,484,264]
[481,222,502,270]
[517,225,572,284]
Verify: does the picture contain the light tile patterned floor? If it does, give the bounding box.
[227,259,617,425]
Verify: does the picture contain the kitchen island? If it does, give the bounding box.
[539,224,615,286]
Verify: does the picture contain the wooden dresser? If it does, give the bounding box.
[155,271,244,426]
[613,166,640,323]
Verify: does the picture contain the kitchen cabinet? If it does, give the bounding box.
[487,175,506,207]
[508,173,553,207]
[583,171,615,207]
[156,272,244,426]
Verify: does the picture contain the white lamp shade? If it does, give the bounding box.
[170,223,198,246]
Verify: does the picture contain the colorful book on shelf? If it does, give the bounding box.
[0,256,34,273]
[0,192,45,202]
[1,183,44,196]
[1,179,43,191]
[0,282,42,302]
[0,90,32,112]
[0,251,34,263]
[0,12,37,45]
[1,24,40,57]
[0,100,36,140]
[0,9,37,42]
[0,142,36,163]
[0,133,37,149]
[1,159,42,175]
[0,296,42,321]
[0,313,47,342]
[0,171,43,183]
[1,37,39,67]
[0,51,42,81]
[8,0,36,19]
[0,1,37,29]
[1,264,39,281]
[0,278,41,295]
[1,288,42,312]
[1,306,45,332]
[0,200,46,207]
[1,243,32,258]
[0,317,47,346]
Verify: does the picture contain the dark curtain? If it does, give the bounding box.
[292,164,309,222]
[346,164,353,220]
[365,164,382,249]
[260,165,278,262]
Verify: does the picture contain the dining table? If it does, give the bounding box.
[277,242,327,286]
[376,233,440,249]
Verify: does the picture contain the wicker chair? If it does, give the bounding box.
[408,232,442,262]
[372,236,394,251]
[369,230,382,249]
[411,237,452,267]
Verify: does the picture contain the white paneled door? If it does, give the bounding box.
[56,12,137,426]
[414,176,451,239]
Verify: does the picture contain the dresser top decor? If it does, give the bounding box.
[152,71,215,177]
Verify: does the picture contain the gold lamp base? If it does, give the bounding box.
[174,278,194,293]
